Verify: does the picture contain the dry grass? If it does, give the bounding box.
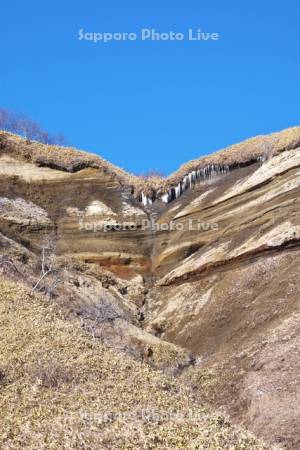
[0,277,272,449]
[1,126,300,196]
[167,126,300,186]
[0,131,140,187]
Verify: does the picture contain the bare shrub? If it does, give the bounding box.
[0,254,25,278]
[32,236,63,297]
[91,299,124,324]
[0,108,67,145]
[77,296,126,342]
[27,360,74,388]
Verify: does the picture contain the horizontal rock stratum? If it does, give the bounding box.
[1,126,300,449]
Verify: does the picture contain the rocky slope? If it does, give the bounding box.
[1,127,300,448]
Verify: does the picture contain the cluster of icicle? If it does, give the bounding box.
[160,163,231,204]
[139,156,265,206]
[139,163,230,206]
[257,155,267,163]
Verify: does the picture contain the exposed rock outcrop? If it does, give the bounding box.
[1,127,300,448]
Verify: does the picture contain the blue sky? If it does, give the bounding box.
[1,0,299,175]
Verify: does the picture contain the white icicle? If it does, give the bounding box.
[182,175,188,191]
[161,193,169,203]
[145,162,234,207]
[141,192,148,206]
[257,155,265,163]
[175,184,181,199]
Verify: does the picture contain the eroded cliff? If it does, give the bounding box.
[1,127,300,448]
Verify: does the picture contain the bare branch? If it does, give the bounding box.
[31,236,59,294]
[0,108,67,145]
[0,255,25,277]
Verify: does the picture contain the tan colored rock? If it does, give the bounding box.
[1,127,300,449]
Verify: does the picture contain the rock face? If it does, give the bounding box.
[146,149,300,450]
[1,127,300,449]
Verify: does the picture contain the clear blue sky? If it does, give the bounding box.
[1,0,299,175]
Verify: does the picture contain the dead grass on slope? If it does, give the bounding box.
[167,126,300,187]
[0,278,272,449]
[1,126,300,196]
[0,131,140,187]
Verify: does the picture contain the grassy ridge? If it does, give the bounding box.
[1,126,300,196]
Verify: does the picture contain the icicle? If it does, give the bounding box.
[182,175,189,191]
[141,192,153,206]
[161,193,169,203]
[257,155,265,163]
[141,192,147,206]
[175,184,181,198]
[159,163,234,205]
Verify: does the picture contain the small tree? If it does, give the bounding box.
[32,236,62,297]
[0,108,67,145]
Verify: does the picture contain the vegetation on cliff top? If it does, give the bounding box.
[1,125,300,196]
